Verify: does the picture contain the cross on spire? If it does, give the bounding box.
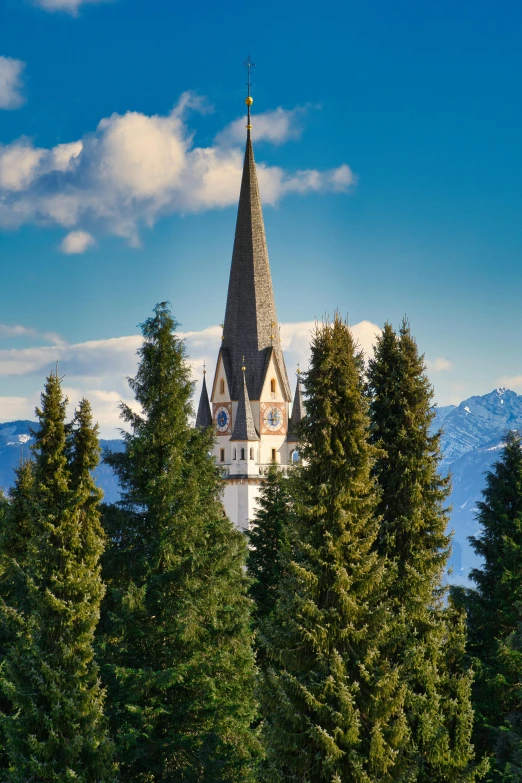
[243,55,255,133]
[243,55,255,97]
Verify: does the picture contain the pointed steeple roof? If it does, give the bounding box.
[195,372,212,428]
[288,370,305,442]
[220,133,291,402]
[230,369,259,441]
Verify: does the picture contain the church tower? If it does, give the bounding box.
[196,62,302,530]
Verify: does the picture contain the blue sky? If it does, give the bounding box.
[1,0,522,434]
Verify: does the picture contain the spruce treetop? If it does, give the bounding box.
[367,319,483,783]
[368,318,451,595]
[261,315,409,783]
[469,429,522,633]
[0,371,114,782]
[100,303,259,782]
[463,430,522,779]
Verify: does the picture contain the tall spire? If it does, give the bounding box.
[230,366,259,442]
[195,367,212,428]
[288,366,305,441]
[220,61,291,402]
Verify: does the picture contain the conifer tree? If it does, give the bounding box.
[1,461,33,608]
[99,302,259,783]
[461,430,522,780]
[0,462,33,772]
[0,376,114,782]
[260,315,409,783]
[367,320,483,782]
[247,461,292,631]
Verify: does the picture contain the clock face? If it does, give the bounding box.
[263,406,283,432]
[215,406,230,433]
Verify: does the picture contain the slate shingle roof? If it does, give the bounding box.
[221,136,291,402]
[195,374,213,428]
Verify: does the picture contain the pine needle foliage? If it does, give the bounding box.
[0,462,33,771]
[367,320,483,782]
[0,376,114,782]
[247,461,292,632]
[99,302,259,783]
[260,314,409,783]
[460,430,522,780]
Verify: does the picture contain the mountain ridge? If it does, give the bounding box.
[2,387,522,583]
[0,419,124,505]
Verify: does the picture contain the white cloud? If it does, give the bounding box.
[0,334,142,377]
[0,323,65,346]
[62,387,139,431]
[0,56,26,110]
[60,230,95,254]
[0,94,355,245]
[497,374,522,390]
[426,357,454,372]
[0,396,35,421]
[0,319,378,437]
[34,0,110,14]
[278,319,381,376]
[215,106,309,147]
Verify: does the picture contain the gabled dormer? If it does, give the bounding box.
[260,348,291,403]
[210,351,231,404]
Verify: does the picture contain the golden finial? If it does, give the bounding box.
[220,322,224,341]
[296,362,301,376]
[241,355,246,372]
[243,55,255,132]
[203,360,206,376]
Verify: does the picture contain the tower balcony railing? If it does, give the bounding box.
[218,463,296,479]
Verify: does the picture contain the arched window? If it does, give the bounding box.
[233,448,237,460]
[270,378,276,393]
[271,448,277,462]
[241,448,245,460]
[250,447,254,460]
[220,448,225,462]
[219,378,225,394]
[291,449,300,463]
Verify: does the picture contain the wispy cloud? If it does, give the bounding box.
[0,56,26,110]
[0,94,355,251]
[0,323,65,347]
[60,230,95,253]
[215,105,313,147]
[0,319,379,436]
[34,0,111,14]
[426,357,454,372]
[497,374,522,390]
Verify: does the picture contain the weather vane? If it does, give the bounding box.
[243,55,255,132]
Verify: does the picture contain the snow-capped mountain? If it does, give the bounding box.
[431,388,522,582]
[0,420,124,504]
[435,388,522,468]
[1,388,521,584]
